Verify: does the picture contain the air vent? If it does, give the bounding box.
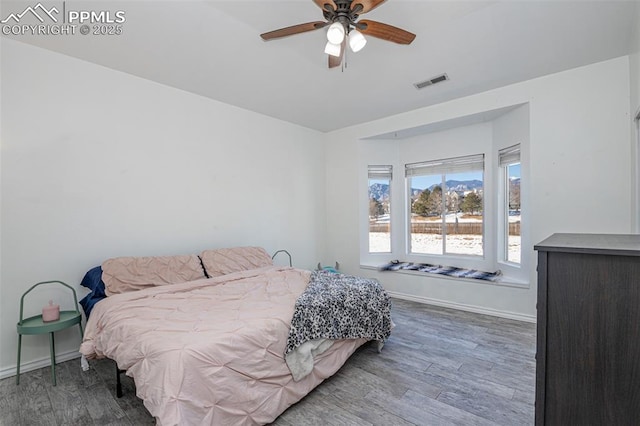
[414,73,449,90]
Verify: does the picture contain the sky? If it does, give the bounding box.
[370,163,521,190]
[410,171,483,190]
[509,163,521,178]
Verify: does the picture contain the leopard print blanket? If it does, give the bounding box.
[284,270,392,355]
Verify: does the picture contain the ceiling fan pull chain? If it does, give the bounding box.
[342,43,347,72]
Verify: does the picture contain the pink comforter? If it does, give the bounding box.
[80,266,366,425]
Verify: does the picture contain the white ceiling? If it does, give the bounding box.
[5,0,638,132]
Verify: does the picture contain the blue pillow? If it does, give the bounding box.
[79,266,106,318]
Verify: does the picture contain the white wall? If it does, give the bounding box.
[1,42,636,378]
[324,56,632,321]
[0,39,326,376]
[631,1,640,230]
[631,1,640,116]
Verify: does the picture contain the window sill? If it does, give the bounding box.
[360,264,530,289]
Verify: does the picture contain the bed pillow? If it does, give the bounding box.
[80,265,106,293]
[200,247,273,278]
[102,254,207,296]
[79,266,107,318]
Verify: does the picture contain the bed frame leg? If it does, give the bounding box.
[115,364,123,398]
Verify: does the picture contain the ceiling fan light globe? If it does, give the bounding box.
[324,41,342,57]
[326,22,345,44]
[349,30,367,52]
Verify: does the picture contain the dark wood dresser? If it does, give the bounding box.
[534,233,640,426]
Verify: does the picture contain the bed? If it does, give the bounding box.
[79,247,392,425]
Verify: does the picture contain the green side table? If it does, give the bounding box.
[16,281,83,386]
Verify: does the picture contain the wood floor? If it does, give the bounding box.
[0,298,536,425]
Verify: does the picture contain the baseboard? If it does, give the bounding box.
[387,291,536,323]
[0,350,82,380]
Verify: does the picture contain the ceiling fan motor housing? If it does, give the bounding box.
[323,0,362,33]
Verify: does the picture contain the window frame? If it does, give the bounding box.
[498,145,521,267]
[367,165,393,254]
[361,148,528,284]
[404,154,486,259]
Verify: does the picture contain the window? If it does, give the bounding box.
[360,106,529,285]
[499,145,521,264]
[363,148,525,280]
[405,154,485,257]
[368,165,392,253]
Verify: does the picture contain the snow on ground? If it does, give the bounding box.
[374,213,521,224]
[369,232,521,265]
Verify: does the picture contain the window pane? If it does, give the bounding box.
[368,177,390,253]
[445,171,484,256]
[506,163,521,263]
[409,175,443,255]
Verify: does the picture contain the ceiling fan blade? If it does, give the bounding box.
[328,53,341,68]
[312,0,337,12]
[260,21,327,40]
[351,0,386,14]
[328,38,346,68]
[358,19,416,44]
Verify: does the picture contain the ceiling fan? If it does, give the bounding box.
[260,0,416,69]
